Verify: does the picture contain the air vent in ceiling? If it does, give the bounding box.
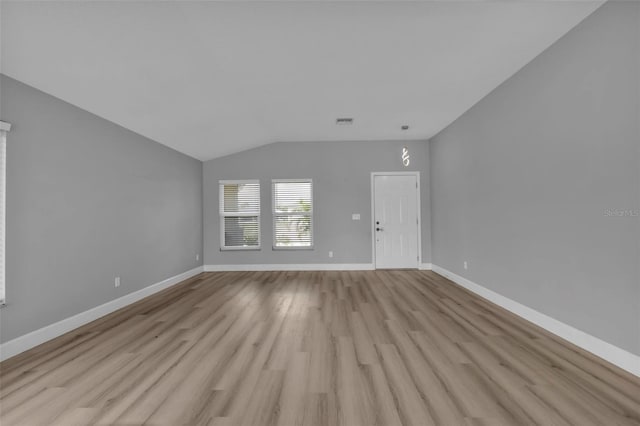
[336,118,354,125]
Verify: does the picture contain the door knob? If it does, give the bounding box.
[376,227,383,231]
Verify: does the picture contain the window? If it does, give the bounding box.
[272,179,313,249]
[219,180,260,250]
[0,122,9,305]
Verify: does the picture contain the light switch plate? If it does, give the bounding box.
[352,213,361,220]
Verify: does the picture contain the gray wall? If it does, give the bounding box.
[429,2,639,355]
[0,75,203,343]
[204,140,431,266]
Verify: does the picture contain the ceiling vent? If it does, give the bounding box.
[336,118,354,125]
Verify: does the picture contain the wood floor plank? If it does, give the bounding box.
[385,319,464,425]
[361,362,403,426]
[276,351,310,426]
[1,270,638,426]
[376,343,437,426]
[336,336,375,426]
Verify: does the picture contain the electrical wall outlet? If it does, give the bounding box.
[196,253,200,261]
[463,261,468,270]
[352,213,360,220]
[329,251,334,258]
[115,276,121,288]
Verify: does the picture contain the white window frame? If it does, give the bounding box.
[272,178,314,250]
[219,179,261,251]
[0,121,11,306]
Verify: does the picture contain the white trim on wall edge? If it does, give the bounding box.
[431,264,640,378]
[0,266,204,362]
[419,263,433,270]
[204,263,375,272]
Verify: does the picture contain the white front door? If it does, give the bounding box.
[373,174,419,269]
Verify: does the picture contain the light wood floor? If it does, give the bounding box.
[1,270,639,426]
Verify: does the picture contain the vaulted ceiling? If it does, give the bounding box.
[1,1,602,160]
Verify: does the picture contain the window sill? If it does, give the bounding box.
[272,246,314,251]
[220,247,261,251]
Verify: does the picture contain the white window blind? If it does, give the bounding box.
[0,127,7,305]
[219,180,260,250]
[272,179,313,249]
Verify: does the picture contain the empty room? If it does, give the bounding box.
[0,0,638,425]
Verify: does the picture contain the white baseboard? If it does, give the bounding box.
[204,263,375,272]
[0,266,204,362]
[419,263,433,270]
[430,265,640,378]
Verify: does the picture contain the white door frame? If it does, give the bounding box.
[371,171,422,269]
